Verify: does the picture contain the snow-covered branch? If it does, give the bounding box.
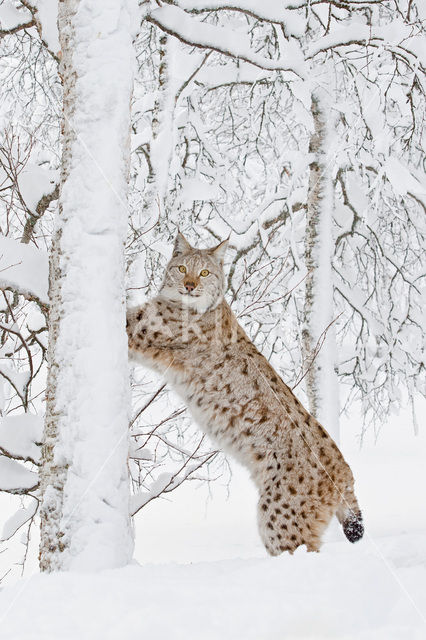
[130,447,217,516]
[0,236,48,306]
[148,4,305,76]
[0,1,34,37]
[0,456,38,494]
[176,0,305,32]
[0,498,38,542]
[306,24,426,74]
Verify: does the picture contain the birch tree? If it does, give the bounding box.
[38,0,137,572]
[302,89,339,438]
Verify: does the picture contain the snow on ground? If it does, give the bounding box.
[0,538,425,640]
[0,411,425,638]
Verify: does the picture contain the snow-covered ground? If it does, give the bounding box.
[1,541,425,640]
[0,412,425,639]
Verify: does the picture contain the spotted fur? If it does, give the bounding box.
[127,233,363,554]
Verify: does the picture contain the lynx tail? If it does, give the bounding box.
[336,487,364,543]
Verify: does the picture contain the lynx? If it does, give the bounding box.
[127,232,364,554]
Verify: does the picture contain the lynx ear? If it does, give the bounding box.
[173,231,192,257]
[210,237,229,264]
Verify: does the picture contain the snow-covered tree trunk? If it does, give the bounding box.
[128,33,173,286]
[302,93,340,443]
[142,33,175,223]
[149,34,171,204]
[39,0,136,572]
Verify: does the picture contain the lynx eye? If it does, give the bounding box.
[178,265,187,273]
[200,269,209,277]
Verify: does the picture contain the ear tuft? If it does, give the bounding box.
[173,231,192,257]
[210,237,229,264]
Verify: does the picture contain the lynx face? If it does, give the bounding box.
[159,233,228,314]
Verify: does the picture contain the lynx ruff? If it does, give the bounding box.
[127,233,364,555]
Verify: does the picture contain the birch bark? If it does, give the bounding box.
[142,33,175,229]
[39,0,136,572]
[302,92,340,443]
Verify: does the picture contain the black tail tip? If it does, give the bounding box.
[343,512,364,543]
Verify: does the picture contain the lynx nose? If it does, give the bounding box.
[185,281,196,292]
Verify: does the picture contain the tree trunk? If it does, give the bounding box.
[149,33,172,205]
[127,34,172,291]
[39,0,136,572]
[302,93,340,443]
[128,33,174,301]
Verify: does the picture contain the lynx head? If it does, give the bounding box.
[159,232,228,313]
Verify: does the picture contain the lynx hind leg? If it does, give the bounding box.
[257,492,296,556]
[304,501,337,552]
[257,488,319,555]
[257,488,337,556]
